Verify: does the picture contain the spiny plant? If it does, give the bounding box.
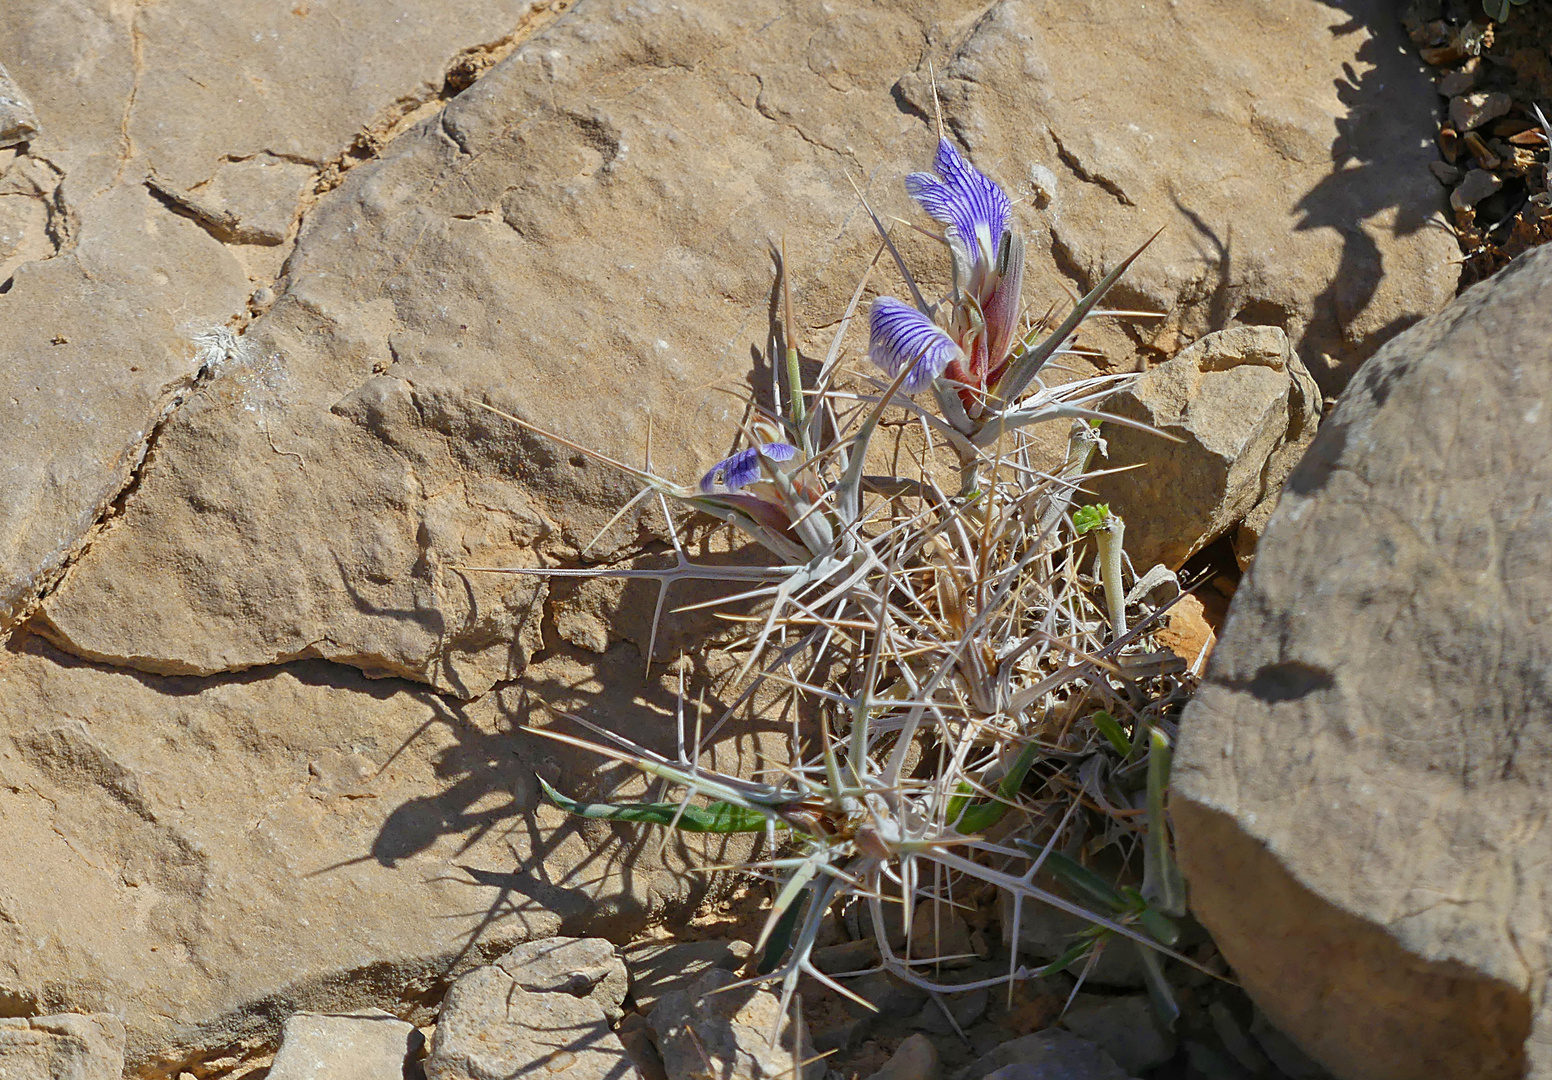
[467,120,1201,1045]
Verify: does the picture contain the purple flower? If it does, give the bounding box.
[905,139,1011,274]
[699,441,797,494]
[868,297,963,393]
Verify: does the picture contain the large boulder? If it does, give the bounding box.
[1173,245,1552,1077]
[16,0,1454,697]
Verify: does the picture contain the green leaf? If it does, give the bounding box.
[538,777,781,834]
[1090,711,1132,757]
[950,742,1041,834]
[1141,729,1187,916]
[1034,935,1098,978]
[1072,503,1110,536]
[1042,851,1127,914]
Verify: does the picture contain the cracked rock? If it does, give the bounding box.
[1088,326,1322,571]
[32,0,1452,697]
[1174,245,1552,1078]
[0,636,699,1075]
[648,969,821,1080]
[0,1014,125,1080]
[426,940,639,1080]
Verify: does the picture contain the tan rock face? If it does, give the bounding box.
[0,637,715,1076]
[1173,245,1552,1078]
[32,0,1452,698]
[1088,326,1321,571]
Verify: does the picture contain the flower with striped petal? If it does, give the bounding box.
[868,297,964,393]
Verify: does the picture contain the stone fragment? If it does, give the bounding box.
[1448,90,1513,132]
[1155,593,1215,668]
[864,1033,940,1080]
[267,1010,420,1080]
[907,911,976,967]
[496,937,629,1021]
[955,1030,1131,1080]
[0,636,694,1075]
[999,890,1147,988]
[625,939,752,1014]
[617,1012,670,1080]
[1060,995,1174,1075]
[915,988,989,1035]
[1436,62,1478,98]
[35,0,1454,698]
[0,62,37,146]
[1174,244,1552,1078]
[0,1014,125,1080]
[427,961,642,1080]
[1089,326,1320,571]
[1451,167,1503,211]
[648,969,820,1080]
[1429,160,1464,185]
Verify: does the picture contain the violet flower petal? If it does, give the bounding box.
[699,442,797,493]
[868,297,961,392]
[904,139,1011,268]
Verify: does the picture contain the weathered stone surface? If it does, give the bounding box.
[0,1014,125,1080]
[864,1032,940,1080]
[624,939,751,1015]
[1060,995,1174,1075]
[267,1010,419,1080]
[1174,245,1552,1078]
[0,0,545,638]
[426,945,641,1080]
[0,62,38,146]
[1090,326,1321,571]
[1448,90,1512,132]
[34,0,1449,699]
[649,968,820,1080]
[0,635,709,1076]
[955,1030,1131,1080]
[495,936,628,1021]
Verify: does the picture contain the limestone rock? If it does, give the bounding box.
[1090,326,1321,571]
[267,1010,420,1080]
[864,1033,940,1080]
[1060,995,1174,1075]
[34,0,1446,699]
[0,62,38,146]
[1174,245,1552,1078]
[0,636,702,1076]
[955,1030,1131,1080]
[1448,90,1512,132]
[426,951,641,1080]
[649,968,820,1080]
[494,937,628,1021]
[0,1014,125,1080]
[624,939,752,1015]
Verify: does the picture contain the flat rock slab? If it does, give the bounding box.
[649,968,820,1080]
[32,0,1454,698]
[426,947,640,1080]
[1174,244,1552,1077]
[0,637,699,1076]
[0,1014,125,1080]
[267,1010,420,1080]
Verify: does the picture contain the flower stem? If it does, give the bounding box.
[1096,514,1127,640]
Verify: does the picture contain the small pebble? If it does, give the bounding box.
[1449,90,1512,133]
[863,1032,940,1080]
[1436,61,1477,98]
[1429,160,1463,186]
[250,285,276,311]
[1451,168,1502,211]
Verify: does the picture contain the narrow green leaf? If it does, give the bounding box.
[538,777,780,834]
[1042,851,1126,914]
[1142,729,1187,916]
[951,742,1041,834]
[1035,935,1098,978]
[1090,711,1132,757]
